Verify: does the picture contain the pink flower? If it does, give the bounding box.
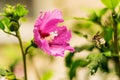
[33,9,74,57]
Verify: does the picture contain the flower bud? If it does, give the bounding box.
[4,5,14,17]
[9,21,19,31]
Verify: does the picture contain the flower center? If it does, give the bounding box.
[39,30,58,42]
[45,31,58,42]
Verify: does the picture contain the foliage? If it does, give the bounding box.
[0,68,16,80]
[101,0,120,9]
[0,4,29,80]
[65,0,120,80]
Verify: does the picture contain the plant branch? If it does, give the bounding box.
[16,31,27,80]
[25,44,32,55]
[3,30,16,37]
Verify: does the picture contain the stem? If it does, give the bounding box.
[112,13,120,78]
[3,30,16,37]
[16,31,27,80]
[25,44,32,55]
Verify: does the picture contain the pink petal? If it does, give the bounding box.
[34,9,64,31]
[51,26,71,44]
[50,43,74,57]
[33,9,74,57]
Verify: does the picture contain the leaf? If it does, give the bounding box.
[0,68,16,80]
[15,4,28,17]
[73,17,87,20]
[0,68,7,76]
[74,45,94,52]
[102,51,112,57]
[88,12,99,22]
[101,0,120,9]
[69,60,80,79]
[97,8,108,17]
[65,53,74,68]
[0,20,5,30]
[2,17,10,28]
[69,59,89,79]
[103,27,113,42]
[73,30,88,38]
[87,53,108,74]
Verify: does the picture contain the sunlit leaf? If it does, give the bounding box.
[101,0,120,9]
[97,8,108,17]
[2,17,10,28]
[0,68,7,76]
[0,20,5,30]
[102,51,112,57]
[0,68,16,80]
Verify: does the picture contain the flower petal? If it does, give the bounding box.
[51,26,71,44]
[33,9,74,57]
[34,9,63,31]
[50,43,74,57]
[34,27,51,54]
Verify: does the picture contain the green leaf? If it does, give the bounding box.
[6,73,16,80]
[15,4,28,17]
[0,68,7,76]
[0,20,5,30]
[101,0,120,9]
[87,53,108,74]
[2,17,10,28]
[65,53,74,68]
[73,30,88,38]
[69,60,80,79]
[74,45,94,52]
[97,8,108,17]
[73,17,86,20]
[69,59,89,79]
[0,68,16,80]
[102,51,112,57]
[78,59,89,67]
[103,27,113,42]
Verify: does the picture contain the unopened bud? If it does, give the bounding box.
[9,21,19,31]
[4,5,14,17]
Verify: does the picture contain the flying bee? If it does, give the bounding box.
[92,32,106,48]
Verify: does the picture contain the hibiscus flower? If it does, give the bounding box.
[33,9,74,57]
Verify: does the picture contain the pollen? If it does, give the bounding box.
[45,31,58,42]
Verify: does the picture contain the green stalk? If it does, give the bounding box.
[112,13,120,78]
[16,31,27,80]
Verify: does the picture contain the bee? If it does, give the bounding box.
[92,32,106,48]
